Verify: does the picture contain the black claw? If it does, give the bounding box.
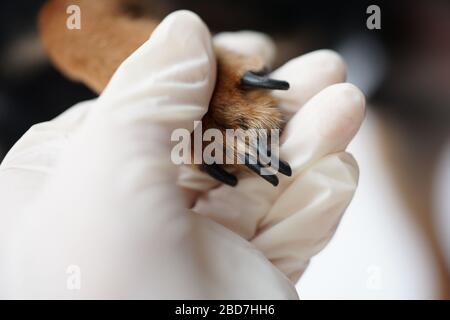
[244,153,279,187]
[256,144,292,177]
[241,71,290,90]
[201,163,238,187]
[277,159,292,177]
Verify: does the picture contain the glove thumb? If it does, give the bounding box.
[57,11,215,196]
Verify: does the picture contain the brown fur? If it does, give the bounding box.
[39,0,161,93]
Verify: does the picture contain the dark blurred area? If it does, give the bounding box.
[0,1,95,158]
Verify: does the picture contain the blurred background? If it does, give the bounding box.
[1,0,449,299]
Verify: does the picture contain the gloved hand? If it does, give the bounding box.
[0,11,365,299]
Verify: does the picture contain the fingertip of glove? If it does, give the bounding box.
[313,50,347,81]
[333,82,366,129]
[163,10,204,28]
[336,152,360,183]
[271,50,347,113]
[315,83,366,147]
[100,9,215,105]
[273,50,347,84]
[214,31,276,65]
[156,10,212,44]
[280,83,365,167]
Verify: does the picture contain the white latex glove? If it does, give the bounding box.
[0,11,364,299]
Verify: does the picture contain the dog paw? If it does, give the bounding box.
[199,46,292,186]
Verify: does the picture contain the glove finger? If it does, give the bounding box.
[249,84,364,280]
[67,11,217,204]
[271,50,346,119]
[281,83,365,172]
[213,31,276,67]
[252,152,359,282]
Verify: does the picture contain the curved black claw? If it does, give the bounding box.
[244,153,279,187]
[201,163,238,187]
[241,71,290,91]
[277,159,292,177]
[256,145,292,177]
